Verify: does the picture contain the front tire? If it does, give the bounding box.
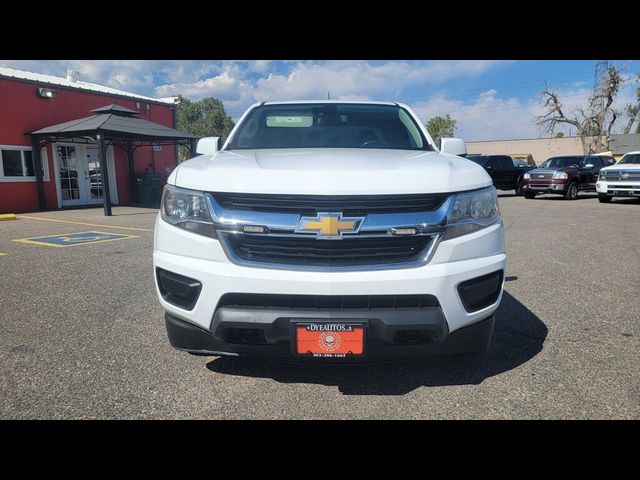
[515,179,523,196]
[564,181,578,200]
[524,191,536,199]
[598,194,612,203]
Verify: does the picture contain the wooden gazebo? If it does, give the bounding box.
[28,104,198,216]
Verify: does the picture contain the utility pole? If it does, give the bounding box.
[327,92,331,100]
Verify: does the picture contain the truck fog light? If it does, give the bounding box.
[457,270,503,312]
[156,268,202,310]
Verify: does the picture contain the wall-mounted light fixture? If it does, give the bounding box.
[37,87,57,99]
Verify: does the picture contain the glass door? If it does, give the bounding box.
[56,144,114,207]
[85,147,104,204]
[57,145,84,207]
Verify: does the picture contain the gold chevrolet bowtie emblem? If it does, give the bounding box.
[296,213,363,238]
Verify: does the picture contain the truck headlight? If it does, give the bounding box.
[553,171,568,180]
[523,172,530,180]
[161,185,217,238]
[444,186,500,240]
[599,171,607,181]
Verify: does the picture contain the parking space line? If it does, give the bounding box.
[13,230,139,248]
[13,238,67,248]
[18,215,154,232]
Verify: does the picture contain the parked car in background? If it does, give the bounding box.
[596,151,640,203]
[467,154,534,195]
[522,155,616,200]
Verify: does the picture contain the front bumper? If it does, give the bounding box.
[153,214,506,360]
[165,312,495,362]
[596,181,640,197]
[522,181,568,195]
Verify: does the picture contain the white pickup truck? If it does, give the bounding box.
[596,151,640,202]
[153,101,506,362]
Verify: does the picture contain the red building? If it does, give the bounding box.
[0,66,190,214]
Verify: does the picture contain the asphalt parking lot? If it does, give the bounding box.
[1,193,638,419]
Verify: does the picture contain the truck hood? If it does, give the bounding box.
[170,148,492,195]
[529,167,578,175]
[601,164,640,171]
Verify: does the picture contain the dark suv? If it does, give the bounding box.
[467,155,534,195]
[522,155,616,200]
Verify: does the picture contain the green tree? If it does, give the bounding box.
[176,95,235,161]
[425,114,457,148]
[555,132,565,138]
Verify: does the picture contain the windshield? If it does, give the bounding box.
[539,156,582,169]
[619,153,640,164]
[513,159,528,167]
[227,103,433,151]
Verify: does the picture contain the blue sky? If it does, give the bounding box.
[1,60,638,141]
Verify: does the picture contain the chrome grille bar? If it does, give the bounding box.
[205,192,452,271]
[601,170,640,182]
[206,193,452,237]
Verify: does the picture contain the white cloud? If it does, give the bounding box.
[412,89,544,141]
[0,59,509,112]
[411,77,640,142]
[157,69,240,99]
[247,60,271,73]
[151,60,510,118]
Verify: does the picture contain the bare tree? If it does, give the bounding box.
[622,77,640,134]
[537,61,623,153]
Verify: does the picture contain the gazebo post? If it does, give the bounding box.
[96,131,112,216]
[31,135,47,211]
[127,141,137,205]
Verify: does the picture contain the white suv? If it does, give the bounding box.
[596,151,640,203]
[153,101,506,362]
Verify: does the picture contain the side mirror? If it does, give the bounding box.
[440,137,467,157]
[196,137,221,155]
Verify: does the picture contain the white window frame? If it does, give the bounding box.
[0,145,50,183]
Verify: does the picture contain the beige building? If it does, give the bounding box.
[466,136,600,165]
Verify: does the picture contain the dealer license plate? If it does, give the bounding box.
[293,322,365,358]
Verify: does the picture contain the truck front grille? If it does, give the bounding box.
[213,192,447,215]
[531,172,554,180]
[222,233,434,268]
[602,171,640,182]
[209,192,451,270]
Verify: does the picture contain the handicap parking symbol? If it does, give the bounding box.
[14,230,138,247]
